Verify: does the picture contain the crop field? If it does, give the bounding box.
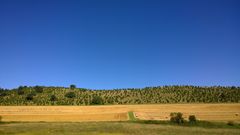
[0,104,239,122]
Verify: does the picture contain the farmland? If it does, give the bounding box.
[1,122,240,135]
[1,87,240,134]
[0,104,239,122]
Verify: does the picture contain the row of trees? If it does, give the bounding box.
[0,85,239,105]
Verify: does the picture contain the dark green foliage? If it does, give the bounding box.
[65,92,76,98]
[0,85,239,105]
[78,88,87,91]
[26,93,35,101]
[132,120,240,129]
[17,90,24,95]
[91,95,103,105]
[227,121,234,126]
[17,86,25,95]
[70,84,76,90]
[17,86,29,95]
[34,86,43,93]
[188,115,197,123]
[0,92,7,97]
[0,88,7,97]
[18,86,24,91]
[170,112,184,124]
[50,95,57,101]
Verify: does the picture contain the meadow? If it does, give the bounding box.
[0,121,240,135]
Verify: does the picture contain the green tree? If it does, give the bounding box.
[188,115,197,123]
[0,92,7,97]
[26,93,35,101]
[70,84,76,90]
[34,86,43,93]
[17,90,24,95]
[91,96,103,105]
[170,112,184,124]
[50,95,57,101]
[17,86,25,95]
[65,92,76,98]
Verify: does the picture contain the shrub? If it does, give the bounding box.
[227,121,234,126]
[0,92,7,97]
[188,115,197,123]
[26,93,35,100]
[70,84,76,90]
[50,95,57,101]
[78,88,87,91]
[65,92,76,98]
[18,86,23,90]
[17,90,25,95]
[91,96,103,105]
[34,86,43,93]
[170,112,184,124]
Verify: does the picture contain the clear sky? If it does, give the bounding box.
[0,0,239,89]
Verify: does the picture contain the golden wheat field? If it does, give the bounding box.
[0,104,239,122]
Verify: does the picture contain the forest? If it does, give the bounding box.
[0,85,239,105]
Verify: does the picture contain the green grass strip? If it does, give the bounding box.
[128,112,138,121]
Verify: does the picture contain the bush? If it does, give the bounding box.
[0,92,7,97]
[91,96,103,105]
[18,86,24,90]
[79,88,87,91]
[50,95,57,101]
[188,115,197,123]
[70,84,76,90]
[17,90,25,95]
[17,86,24,95]
[34,86,43,93]
[227,121,234,126]
[26,93,35,100]
[65,92,76,98]
[18,86,29,95]
[170,112,184,124]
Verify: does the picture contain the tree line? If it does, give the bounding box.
[0,85,239,105]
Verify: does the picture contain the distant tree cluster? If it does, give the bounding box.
[169,112,197,124]
[50,95,57,101]
[0,85,239,105]
[91,95,103,105]
[34,86,44,93]
[65,92,76,98]
[70,84,76,90]
[170,112,184,124]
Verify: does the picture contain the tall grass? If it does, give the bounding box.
[0,122,239,135]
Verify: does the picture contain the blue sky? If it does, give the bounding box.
[0,0,239,89]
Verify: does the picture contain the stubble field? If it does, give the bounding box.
[0,104,239,122]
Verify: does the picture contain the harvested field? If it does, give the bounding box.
[0,104,239,122]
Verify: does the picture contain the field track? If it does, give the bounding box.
[0,104,239,122]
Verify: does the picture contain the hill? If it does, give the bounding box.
[0,85,239,105]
